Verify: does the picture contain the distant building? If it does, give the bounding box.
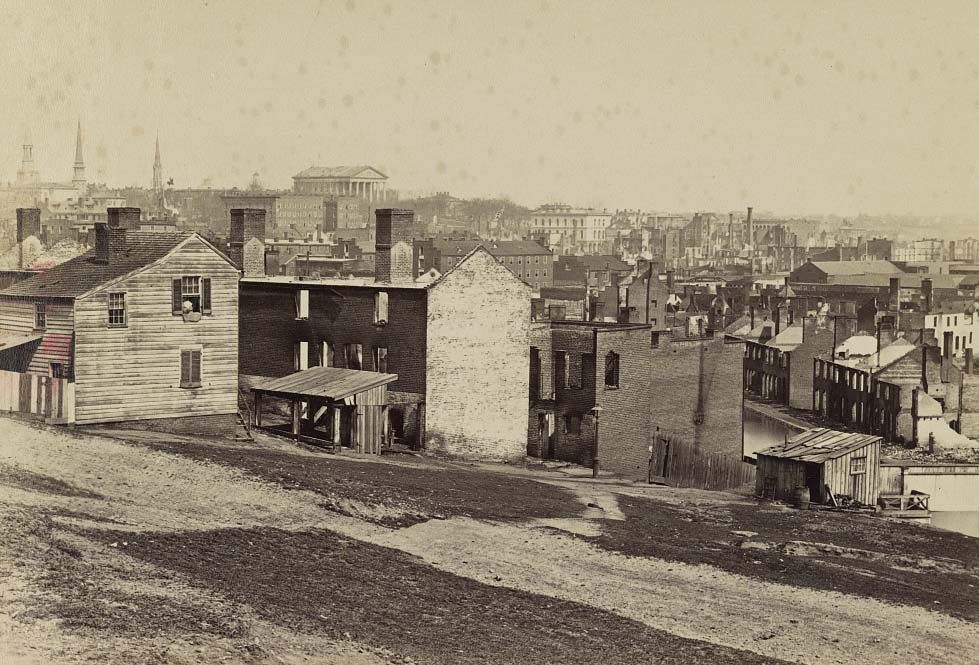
[530,204,612,255]
[414,238,553,288]
[276,195,326,239]
[292,166,388,201]
[0,207,240,430]
[222,192,278,238]
[324,196,368,231]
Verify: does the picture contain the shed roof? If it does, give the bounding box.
[757,427,881,463]
[251,367,398,401]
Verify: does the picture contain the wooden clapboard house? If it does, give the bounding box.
[0,208,239,430]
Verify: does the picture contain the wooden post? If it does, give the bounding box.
[254,392,263,427]
[291,399,300,440]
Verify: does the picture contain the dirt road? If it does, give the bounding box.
[1,417,976,664]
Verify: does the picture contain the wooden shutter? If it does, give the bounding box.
[202,278,212,315]
[180,350,191,386]
[172,279,182,315]
[191,350,202,385]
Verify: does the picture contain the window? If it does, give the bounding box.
[108,292,126,326]
[345,343,363,370]
[172,276,211,315]
[650,318,657,327]
[296,289,309,319]
[850,456,867,474]
[295,341,309,370]
[374,346,388,373]
[563,413,582,435]
[179,349,202,388]
[605,351,620,388]
[650,299,658,308]
[50,363,66,379]
[554,351,569,389]
[320,341,336,367]
[34,302,46,330]
[374,291,389,324]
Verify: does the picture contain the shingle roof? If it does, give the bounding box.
[293,166,387,179]
[0,232,192,298]
[251,366,398,400]
[757,427,881,463]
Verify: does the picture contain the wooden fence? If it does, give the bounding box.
[649,432,755,491]
[0,369,75,424]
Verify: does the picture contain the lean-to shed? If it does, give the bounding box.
[756,427,881,505]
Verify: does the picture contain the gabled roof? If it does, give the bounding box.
[432,239,552,257]
[831,336,917,372]
[0,232,195,299]
[723,314,753,338]
[767,322,803,351]
[293,165,388,180]
[757,427,881,463]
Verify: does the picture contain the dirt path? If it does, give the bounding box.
[1,418,976,664]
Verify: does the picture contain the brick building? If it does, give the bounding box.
[238,208,531,460]
[649,332,744,458]
[324,196,368,231]
[617,259,669,329]
[414,238,553,289]
[528,321,652,479]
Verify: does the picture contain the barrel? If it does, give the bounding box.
[794,486,811,509]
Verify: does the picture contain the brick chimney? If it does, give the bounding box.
[16,208,41,269]
[229,208,267,270]
[93,207,141,264]
[888,277,900,311]
[921,277,933,313]
[375,208,415,283]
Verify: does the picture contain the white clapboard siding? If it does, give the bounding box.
[73,238,239,424]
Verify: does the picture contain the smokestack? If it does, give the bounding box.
[666,269,675,293]
[745,207,753,247]
[16,208,41,269]
[921,278,934,313]
[229,208,267,270]
[375,208,416,283]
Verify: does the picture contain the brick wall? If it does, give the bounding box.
[650,336,744,458]
[595,327,653,478]
[239,281,428,396]
[243,238,265,277]
[959,374,979,437]
[425,248,531,460]
[787,317,836,410]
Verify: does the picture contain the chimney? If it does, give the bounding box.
[92,207,140,264]
[921,278,933,313]
[375,208,415,283]
[16,208,41,269]
[745,206,753,247]
[666,269,675,293]
[921,346,929,393]
[774,305,781,336]
[229,208,267,270]
[967,348,974,375]
[107,206,140,231]
[888,277,900,312]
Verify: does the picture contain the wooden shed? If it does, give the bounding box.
[755,428,881,506]
[251,366,398,454]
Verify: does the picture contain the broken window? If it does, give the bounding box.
[321,341,336,367]
[563,413,581,435]
[568,353,583,389]
[295,341,309,371]
[374,291,389,324]
[605,351,620,388]
[554,351,568,389]
[345,343,363,370]
[374,346,388,373]
[296,289,310,319]
[179,349,202,388]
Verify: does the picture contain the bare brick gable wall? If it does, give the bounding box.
[650,336,744,458]
[425,249,531,460]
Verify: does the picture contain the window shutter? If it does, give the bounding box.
[191,350,202,384]
[202,279,212,315]
[180,350,190,385]
[172,279,182,315]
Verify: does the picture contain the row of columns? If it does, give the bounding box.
[314,179,387,201]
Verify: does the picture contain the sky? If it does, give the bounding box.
[2,0,979,217]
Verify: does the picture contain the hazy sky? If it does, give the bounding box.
[2,0,978,216]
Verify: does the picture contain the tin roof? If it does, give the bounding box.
[757,427,881,463]
[251,366,398,401]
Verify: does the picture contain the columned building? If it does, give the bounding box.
[292,166,388,201]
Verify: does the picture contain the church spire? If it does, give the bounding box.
[72,119,86,189]
[152,133,163,191]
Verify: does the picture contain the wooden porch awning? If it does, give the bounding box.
[251,366,398,401]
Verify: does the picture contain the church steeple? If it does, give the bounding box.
[16,127,38,186]
[152,133,163,191]
[72,119,86,189]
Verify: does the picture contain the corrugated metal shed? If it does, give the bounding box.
[251,366,397,400]
[757,427,882,464]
